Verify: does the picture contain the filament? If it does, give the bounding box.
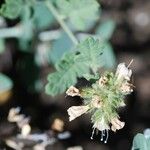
[101,130,105,141]
[90,128,96,140]
[104,130,109,143]
[127,59,134,68]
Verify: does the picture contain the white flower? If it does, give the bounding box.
[116,63,132,81]
[111,117,125,132]
[67,105,89,121]
[66,86,80,97]
[120,82,133,94]
[93,117,110,131]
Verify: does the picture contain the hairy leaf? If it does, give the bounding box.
[33,2,55,29]
[0,73,13,93]
[56,0,100,30]
[96,19,116,40]
[50,32,73,64]
[101,42,116,68]
[45,37,103,96]
[132,133,149,150]
[0,0,23,19]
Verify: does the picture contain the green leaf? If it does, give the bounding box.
[50,32,73,64]
[33,2,55,29]
[96,20,116,40]
[56,0,100,30]
[83,73,99,81]
[101,42,116,68]
[132,133,148,150]
[0,73,13,93]
[45,37,104,96]
[0,0,23,19]
[75,37,104,73]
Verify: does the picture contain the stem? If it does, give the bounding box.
[46,0,78,45]
[0,26,23,38]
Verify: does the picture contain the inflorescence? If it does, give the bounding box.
[66,62,134,143]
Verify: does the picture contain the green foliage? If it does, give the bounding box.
[0,73,13,93]
[101,42,116,68]
[0,0,117,98]
[95,19,116,68]
[96,19,116,40]
[50,32,73,64]
[0,0,23,19]
[45,37,103,96]
[56,0,100,30]
[33,2,55,29]
[132,133,150,150]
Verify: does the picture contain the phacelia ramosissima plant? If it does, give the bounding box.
[66,62,134,143]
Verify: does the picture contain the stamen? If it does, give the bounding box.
[101,130,105,141]
[104,130,109,143]
[127,59,134,68]
[90,128,96,140]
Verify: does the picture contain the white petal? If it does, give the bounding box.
[116,63,132,81]
[93,117,110,131]
[67,106,89,121]
[111,118,125,132]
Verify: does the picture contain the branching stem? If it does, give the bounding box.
[0,25,23,38]
[45,0,78,45]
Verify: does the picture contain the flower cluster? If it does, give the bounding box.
[66,63,133,143]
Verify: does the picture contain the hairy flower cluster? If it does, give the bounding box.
[66,63,133,143]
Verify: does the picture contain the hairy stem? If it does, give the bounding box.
[46,0,78,45]
[0,25,23,38]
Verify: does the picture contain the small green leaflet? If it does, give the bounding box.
[96,19,116,40]
[0,0,23,19]
[45,37,103,96]
[56,0,100,30]
[0,73,13,93]
[132,133,150,150]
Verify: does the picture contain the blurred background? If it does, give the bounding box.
[0,0,150,149]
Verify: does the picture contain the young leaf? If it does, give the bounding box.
[0,0,23,19]
[45,37,103,96]
[0,73,13,93]
[96,19,116,40]
[33,2,55,29]
[50,32,74,64]
[56,0,100,30]
[101,42,116,68]
[132,133,148,150]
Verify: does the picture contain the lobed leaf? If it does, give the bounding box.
[45,37,104,96]
[132,133,149,150]
[56,0,100,30]
[0,0,23,19]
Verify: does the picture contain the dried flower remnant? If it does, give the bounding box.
[111,117,125,132]
[66,62,134,143]
[67,105,89,121]
[51,118,64,132]
[7,107,31,137]
[66,86,81,97]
